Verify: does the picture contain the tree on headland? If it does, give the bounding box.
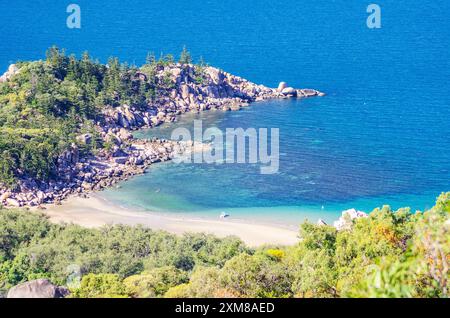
[145,52,156,66]
[179,46,192,65]
[198,56,207,67]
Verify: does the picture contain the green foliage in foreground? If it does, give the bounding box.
[0,192,449,298]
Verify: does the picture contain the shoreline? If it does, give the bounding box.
[38,194,300,247]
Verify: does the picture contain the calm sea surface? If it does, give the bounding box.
[1,1,449,224]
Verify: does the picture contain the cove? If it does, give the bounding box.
[100,94,450,225]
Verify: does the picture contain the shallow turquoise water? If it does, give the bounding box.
[1,1,449,224]
[101,98,448,224]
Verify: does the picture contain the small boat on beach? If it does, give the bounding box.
[220,212,230,219]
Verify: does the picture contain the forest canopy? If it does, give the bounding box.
[0,47,203,187]
[1,192,449,298]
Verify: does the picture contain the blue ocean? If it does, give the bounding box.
[1,1,449,224]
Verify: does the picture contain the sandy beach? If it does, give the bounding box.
[38,195,299,247]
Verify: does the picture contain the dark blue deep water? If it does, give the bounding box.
[1,1,449,223]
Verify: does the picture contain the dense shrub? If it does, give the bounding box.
[0,192,449,298]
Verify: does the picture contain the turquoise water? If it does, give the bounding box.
[1,1,449,224]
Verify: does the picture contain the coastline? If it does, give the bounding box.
[37,194,300,247]
[1,59,321,246]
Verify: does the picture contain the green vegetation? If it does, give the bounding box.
[179,46,192,65]
[1,193,448,298]
[0,46,201,187]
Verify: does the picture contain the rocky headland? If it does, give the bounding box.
[0,62,324,208]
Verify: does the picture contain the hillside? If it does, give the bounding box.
[1,192,449,298]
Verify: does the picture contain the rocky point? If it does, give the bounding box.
[0,63,324,208]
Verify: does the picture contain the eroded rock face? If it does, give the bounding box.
[7,279,69,298]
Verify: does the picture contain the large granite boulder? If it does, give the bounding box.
[180,84,191,100]
[0,191,11,203]
[76,133,93,145]
[333,209,368,231]
[205,67,225,85]
[0,64,19,83]
[7,279,69,298]
[277,82,287,92]
[5,198,21,207]
[117,128,133,141]
[281,87,297,96]
[170,67,183,84]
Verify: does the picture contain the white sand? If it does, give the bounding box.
[38,195,299,247]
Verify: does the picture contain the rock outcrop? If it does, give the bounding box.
[0,137,195,208]
[277,82,287,92]
[98,65,324,132]
[0,64,19,83]
[281,87,297,97]
[7,279,69,298]
[333,209,368,231]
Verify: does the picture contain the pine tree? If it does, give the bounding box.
[146,52,156,66]
[179,46,192,65]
